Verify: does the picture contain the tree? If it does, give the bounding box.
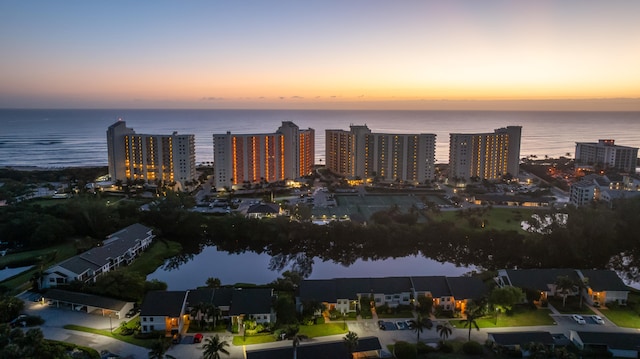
[489,286,523,324]
[416,295,434,315]
[343,331,359,358]
[408,313,433,343]
[554,275,576,308]
[436,322,453,342]
[202,334,230,359]
[461,311,480,341]
[206,277,221,288]
[147,337,170,359]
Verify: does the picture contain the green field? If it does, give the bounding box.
[313,194,437,221]
[474,308,555,328]
[435,207,538,232]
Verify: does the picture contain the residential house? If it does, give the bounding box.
[40,224,155,289]
[139,291,189,336]
[496,268,629,306]
[246,336,383,359]
[570,331,640,358]
[579,269,629,306]
[245,202,282,219]
[298,276,487,315]
[145,287,276,336]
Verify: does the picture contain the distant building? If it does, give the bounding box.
[575,139,638,173]
[325,125,436,183]
[107,120,196,190]
[569,174,640,206]
[213,122,314,190]
[449,126,521,181]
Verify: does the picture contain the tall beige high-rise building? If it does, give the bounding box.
[449,126,521,181]
[107,120,196,189]
[213,122,314,189]
[325,125,436,183]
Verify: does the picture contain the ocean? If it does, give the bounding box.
[1,109,639,168]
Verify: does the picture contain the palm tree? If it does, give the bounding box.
[461,311,480,341]
[555,275,576,308]
[206,277,221,288]
[343,331,359,358]
[148,337,169,359]
[202,334,230,359]
[436,322,453,342]
[408,314,433,343]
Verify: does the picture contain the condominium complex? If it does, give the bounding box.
[213,121,314,189]
[575,139,638,173]
[325,125,436,183]
[449,126,521,181]
[107,120,196,189]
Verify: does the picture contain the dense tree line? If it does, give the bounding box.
[3,189,640,281]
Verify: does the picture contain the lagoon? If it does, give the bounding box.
[147,246,475,290]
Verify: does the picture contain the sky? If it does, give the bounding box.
[1,1,639,110]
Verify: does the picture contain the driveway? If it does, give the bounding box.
[19,292,148,358]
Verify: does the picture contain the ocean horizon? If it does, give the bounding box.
[1,109,639,170]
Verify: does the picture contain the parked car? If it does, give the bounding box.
[591,315,605,325]
[193,333,203,343]
[571,314,586,325]
[9,315,28,328]
[395,321,408,330]
[125,308,139,318]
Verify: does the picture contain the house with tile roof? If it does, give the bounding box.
[40,223,154,289]
[298,276,488,315]
[496,268,629,306]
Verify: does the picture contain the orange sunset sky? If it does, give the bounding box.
[1,1,639,110]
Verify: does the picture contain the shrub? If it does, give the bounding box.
[314,316,325,324]
[416,341,436,354]
[439,341,454,353]
[393,341,417,359]
[462,340,484,355]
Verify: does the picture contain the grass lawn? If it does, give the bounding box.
[231,323,348,346]
[64,324,157,349]
[474,308,554,328]
[600,307,640,328]
[1,243,79,295]
[435,207,537,233]
[120,240,182,276]
[232,334,276,346]
[298,323,348,337]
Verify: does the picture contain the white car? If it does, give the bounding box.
[571,314,586,324]
[591,315,605,325]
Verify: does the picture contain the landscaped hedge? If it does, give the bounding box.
[462,340,484,355]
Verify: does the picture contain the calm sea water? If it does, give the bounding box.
[1,109,639,168]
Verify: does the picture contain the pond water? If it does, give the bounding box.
[147,246,475,290]
[0,265,33,281]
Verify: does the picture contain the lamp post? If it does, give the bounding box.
[109,313,113,333]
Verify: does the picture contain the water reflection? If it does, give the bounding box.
[147,246,475,290]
